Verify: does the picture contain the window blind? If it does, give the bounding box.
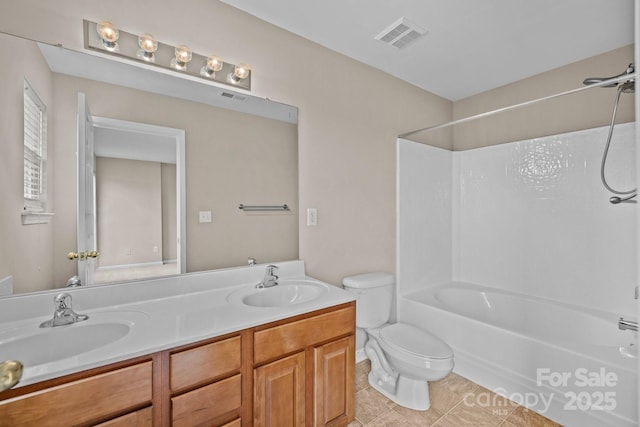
[23,80,47,209]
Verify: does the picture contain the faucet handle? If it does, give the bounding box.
[635,286,639,300]
[54,293,71,310]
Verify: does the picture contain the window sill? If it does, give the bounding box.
[21,211,55,225]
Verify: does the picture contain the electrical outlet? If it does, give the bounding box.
[307,208,318,226]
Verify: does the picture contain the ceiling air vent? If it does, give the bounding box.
[375,17,427,49]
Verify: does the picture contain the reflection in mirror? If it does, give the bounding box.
[89,115,185,285]
[0,31,298,297]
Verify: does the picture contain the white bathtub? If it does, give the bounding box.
[399,282,638,427]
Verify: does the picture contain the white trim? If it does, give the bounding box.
[21,211,54,225]
[90,116,187,275]
[96,261,164,271]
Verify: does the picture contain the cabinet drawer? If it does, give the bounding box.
[94,406,153,427]
[254,305,355,364]
[170,335,241,391]
[171,374,242,427]
[0,361,152,427]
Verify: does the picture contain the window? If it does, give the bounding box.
[22,79,52,224]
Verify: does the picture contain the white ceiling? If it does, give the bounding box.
[221,0,635,101]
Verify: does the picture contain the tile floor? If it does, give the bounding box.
[349,360,563,427]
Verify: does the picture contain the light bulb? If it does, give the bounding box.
[200,55,224,78]
[96,21,119,50]
[137,33,158,61]
[171,45,192,70]
[231,64,250,82]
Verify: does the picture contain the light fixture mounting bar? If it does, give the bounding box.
[83,20,251,91]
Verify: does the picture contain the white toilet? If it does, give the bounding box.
[343,272,453,411]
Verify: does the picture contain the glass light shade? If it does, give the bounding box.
[232,64,251,81]
[207,56,224,73]
[137,33,158,61]
[172,45,192,69]
[138,34,158,53]
[201,55,224,78]
[96,21,119,50]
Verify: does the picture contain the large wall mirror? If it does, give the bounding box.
[0,31,299,297]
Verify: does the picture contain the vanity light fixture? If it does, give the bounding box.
[137,33,158,62]
[230,64,251,83]
[84,19,252,91]
[171,45,192,70]
[96,21,119,51]
[201,55,224,78]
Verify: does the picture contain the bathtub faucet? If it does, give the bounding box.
[618,317,638,332]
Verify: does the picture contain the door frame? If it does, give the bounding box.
[78,111,186,278]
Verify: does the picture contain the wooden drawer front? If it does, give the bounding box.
[314,336,355,426]
[170,335,241,392]
[94,406,153,427]
[221,418,241,427]
[171,374,242,427]
[254,305,355,364]
[0,361,152,427]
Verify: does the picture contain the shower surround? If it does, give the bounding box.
[396,122,637,427]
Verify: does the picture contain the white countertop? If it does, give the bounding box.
[0,261,355,388]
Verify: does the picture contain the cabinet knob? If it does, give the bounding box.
[0,360,23,391]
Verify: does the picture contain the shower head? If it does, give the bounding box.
[583,63,635,92]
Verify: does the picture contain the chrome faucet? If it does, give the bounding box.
[39,293,89,328]
[256,265,279,288]
[619,317,638,332]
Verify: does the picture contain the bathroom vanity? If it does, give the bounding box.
[0,261,355,426]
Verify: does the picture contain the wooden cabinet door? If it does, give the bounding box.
[313,336,355,427]
[254,352,305,427]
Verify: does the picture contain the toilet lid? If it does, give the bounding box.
[379,323,453,360]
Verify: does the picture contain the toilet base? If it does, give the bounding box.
[368,372,431,411]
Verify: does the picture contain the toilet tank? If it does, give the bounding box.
[342,272,395,328]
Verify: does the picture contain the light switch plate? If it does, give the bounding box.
[199,210,212,223]
[307,208,318,226]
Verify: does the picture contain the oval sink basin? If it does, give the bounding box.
[228,279,329,308]
[0,322,130,367]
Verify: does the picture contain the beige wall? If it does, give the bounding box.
[0,33,55,293]
[1,0,452,287]
[451,45,635,150]
[96,157,163,267]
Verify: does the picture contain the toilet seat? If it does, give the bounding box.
[377,323,453,367]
